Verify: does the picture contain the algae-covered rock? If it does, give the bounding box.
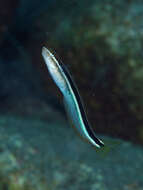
[0,115,142,190]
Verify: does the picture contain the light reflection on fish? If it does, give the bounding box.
[42,47,104,148]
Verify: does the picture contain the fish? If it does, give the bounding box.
[42,47,104,148]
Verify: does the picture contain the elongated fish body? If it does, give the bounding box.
[42,47,104,148]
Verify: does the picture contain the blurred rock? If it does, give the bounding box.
[37,0,143,144]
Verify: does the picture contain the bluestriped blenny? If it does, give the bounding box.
[42,47,104,148]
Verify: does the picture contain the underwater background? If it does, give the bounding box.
[0,0,143,189]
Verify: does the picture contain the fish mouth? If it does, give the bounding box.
[42,47,56,64]
[42,46,50,57]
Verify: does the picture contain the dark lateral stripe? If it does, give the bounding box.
[61,63,104,147]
